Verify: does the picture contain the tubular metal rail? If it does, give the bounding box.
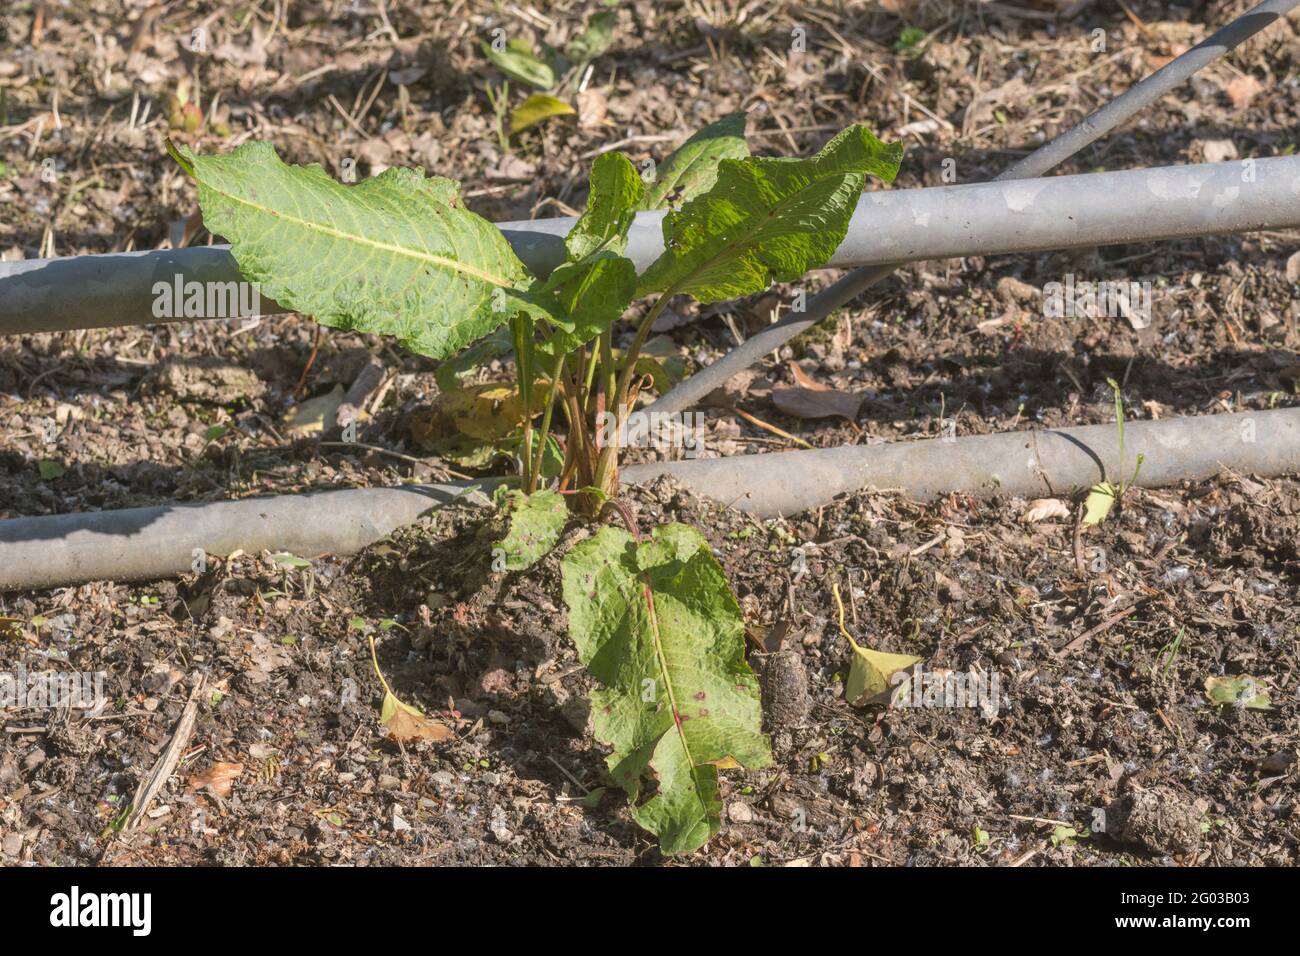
[2,407,1296,591]
[2,156,1300,335]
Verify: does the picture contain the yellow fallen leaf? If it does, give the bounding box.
[410,382,533,445]
[510,94,576,134]
[847,645,925,706]
[369,636,455,743]
[1081,482,1116,527]
[451,384,526,439]
[832,582,922,707]
[382,693,455,742]
[284,384,344,436]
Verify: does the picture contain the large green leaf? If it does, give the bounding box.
[636,124,902,302]
[561,523,771,855]
[494,488,568,571]
[641,112,750,211]
[564,152,643,260]
[537,152,642,359]
[170,141,551,360]
[537,256,637,361]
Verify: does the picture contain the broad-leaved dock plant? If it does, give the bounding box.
[170,114,900,853]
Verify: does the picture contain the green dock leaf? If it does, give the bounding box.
[538,152,642,359]
[563,152,643,261]
[642,112,750,211]
[169,141,551,360]
[494,488,568,571]
[636,124,901,302]
[561,523,771,855]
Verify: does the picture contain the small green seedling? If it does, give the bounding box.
[1153,626,1185,679]
[1051,825,1088,848]
[1081,378,1145,527]
[483,80,511,153]
[894,26,928,53]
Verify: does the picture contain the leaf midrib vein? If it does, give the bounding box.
[639,574,697,776]
[207,180,512,287]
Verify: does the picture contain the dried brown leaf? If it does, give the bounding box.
[188,761,244,799]
[773,364,861,420]
[1023,498,1071,523]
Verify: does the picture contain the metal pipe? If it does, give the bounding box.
[648,0,1300,416]
[631,407,1300,517]
[999,0,1300,181]
[4,157,1300,336]
[2,407,1295,591]
[0,482,492,592]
